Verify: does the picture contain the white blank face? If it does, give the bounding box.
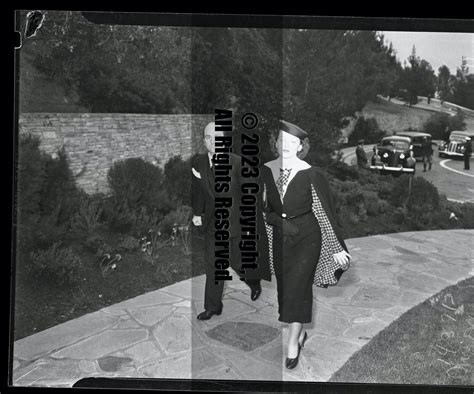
[203,123,224,154]
[277,130,301,159]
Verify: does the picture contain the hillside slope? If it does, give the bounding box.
[18,52,89,113]
[342,97,474,138]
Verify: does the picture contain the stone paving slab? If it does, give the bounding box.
[14,311,121,360]
[106,290,183,310]
[159,275,207,300]
[112,340,162,366]
[11,229,474,387]
[152,314,204,355]
[51,329,149,360]
[127,305,175,326]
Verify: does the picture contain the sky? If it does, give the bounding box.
[381,31,473,75]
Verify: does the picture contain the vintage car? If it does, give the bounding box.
[370,135,416,174]
[395,131,434,161]
[438,130,474,158]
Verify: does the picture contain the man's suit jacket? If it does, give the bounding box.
[191,152,271,281]
[191,152,242,236]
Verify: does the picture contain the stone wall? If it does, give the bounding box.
[18,113,213,195]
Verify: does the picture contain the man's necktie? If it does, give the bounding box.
[276,168,292,199]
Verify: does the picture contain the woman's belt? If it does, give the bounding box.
[281,210,313,220]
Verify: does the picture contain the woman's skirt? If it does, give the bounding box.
[272,212,321,323]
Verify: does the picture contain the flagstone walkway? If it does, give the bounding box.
[11,230,474,387]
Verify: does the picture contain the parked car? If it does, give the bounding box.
[395,131,434,161]
[438,130,474,158]
[370,135,416,174]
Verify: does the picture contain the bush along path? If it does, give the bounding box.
[12,229,473,387]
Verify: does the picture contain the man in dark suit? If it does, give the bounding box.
[192,122,268,320]
[356,139,368,169]
[464,137,472,170]
[421,136,433,172]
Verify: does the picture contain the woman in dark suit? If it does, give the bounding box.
[261,120,351,369]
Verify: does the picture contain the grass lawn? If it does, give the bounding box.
[330,276,474,385]
[13,228,206,341]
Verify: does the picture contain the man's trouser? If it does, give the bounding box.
[203,232,259,312]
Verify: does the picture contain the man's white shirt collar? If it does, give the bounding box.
[207,152,214,168]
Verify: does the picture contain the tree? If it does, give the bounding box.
[21,11,192,113]
[20,12,402,164]
[403,46,421,106]
[348,117,384,145]
[423,111,466,139]
[451,58,474,110]
[283,30,399,164]
[384,41,404,101]
[418,59,436,102]
[437,65,454,102]
[397,46,437,107]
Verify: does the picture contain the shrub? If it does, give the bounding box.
[435,199,474,230]
[16,134,85,227]
[458,202,474,229]
[374,180,393,201]
[423,112,466,140]
[17,214,68,257]
[348,117,385,145]
[103,199,162,236]
[29,242,82,286]
[160,205,192,236]
[390,175,439,215]
[164,156,191,206]
[107,158,173,216]
[16,134,48,224]
[326,160,360,181]
[40,148,84,225]
[118,235,140,253]
[331,180,370,223]
[132,206,163,236]
[82,234,107,253]
[392,206,408,225]
[103,201,136,234]
[377,200,392,214]
[16,214,68,278]
[139,229,173,266]
[70,196,104,236]
[339,206,361,226]
[365,191,383,216]
[81,233,115,257]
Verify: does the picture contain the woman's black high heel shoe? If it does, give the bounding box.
[285,344,301,369]
[285,332,307,369]
[299,331,308,348]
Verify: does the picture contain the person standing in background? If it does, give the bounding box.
[356,139,368,169]
[421,136,433,172]
[464,137,472,170]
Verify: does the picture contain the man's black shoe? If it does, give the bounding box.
[250,282,262,301]
[196,309,222,320]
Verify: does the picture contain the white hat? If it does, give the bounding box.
[466,137,472,141]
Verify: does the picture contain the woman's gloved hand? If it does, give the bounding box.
[333,250,351,270]
[265,211,300,236]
